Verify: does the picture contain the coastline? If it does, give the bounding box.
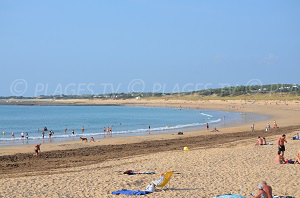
[0,98,274,154]
[0,99,299,197]
[0,98,297,157]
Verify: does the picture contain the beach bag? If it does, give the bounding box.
[145,184,155,193]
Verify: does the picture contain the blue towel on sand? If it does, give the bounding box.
[112,190,149,196]
[214,194,245,198]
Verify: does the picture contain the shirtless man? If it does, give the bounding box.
[262,181,272,198]
[251,184,267,198]
[82,126,84,133]
[278,134,287,157]
[256,136,263,146]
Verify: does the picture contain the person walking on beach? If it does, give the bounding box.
[148,124,151,135]
[251,124,255,132]
[267,123,270,131]
[278,134,287,158]
[206,123,209,130]
[34,144,41,156]
[82,126,84,133]
[41,131,45,139]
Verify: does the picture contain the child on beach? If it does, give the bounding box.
[90,137,95,142]
[34,144,41,156]
[295,151,300,164]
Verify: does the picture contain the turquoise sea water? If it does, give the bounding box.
[0,106,268,146]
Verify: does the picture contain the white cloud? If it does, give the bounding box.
[261,53,279,64]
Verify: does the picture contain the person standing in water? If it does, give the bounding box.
[109,126,112,137]
[72,130,75,135]
[26,132,29,140]
[82,126,84,133]
[41,131,45,139]
[64,127,68,133]
[148,124,151,135]
[12,132,14,138]
[206,123,209,130]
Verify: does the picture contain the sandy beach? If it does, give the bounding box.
[0,99,299,197]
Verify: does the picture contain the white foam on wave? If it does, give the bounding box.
[0,118,222,141]
[200,113,213,117]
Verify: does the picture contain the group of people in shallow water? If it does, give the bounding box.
[103,126,113,137]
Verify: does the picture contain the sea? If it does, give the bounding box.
[0,105,269,146]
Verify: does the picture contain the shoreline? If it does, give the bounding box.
[0,98,297,156]
[0,99,299,197]
[0,100,270,153]
[0,125,299,179]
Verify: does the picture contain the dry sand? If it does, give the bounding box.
[0,133,299,197]
[0,99,299,197]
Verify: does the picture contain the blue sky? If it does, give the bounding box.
[0,0,299,96]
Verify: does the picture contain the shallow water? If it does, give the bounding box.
[0,105,268,145]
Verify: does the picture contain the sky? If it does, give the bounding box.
[0,0,299,96]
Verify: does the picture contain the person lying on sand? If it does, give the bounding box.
[211,127,219,132]
[152,172,166,186]
[295,151,300,164]
[34,144,41,156]
[251,184,267,198]
[292,133,299,140]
